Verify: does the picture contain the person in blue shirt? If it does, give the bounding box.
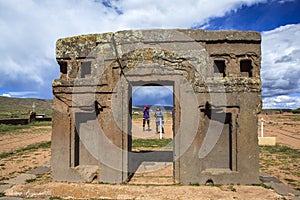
[143,105,150,131]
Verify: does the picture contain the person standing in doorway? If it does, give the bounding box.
[143,105,150,131]
[154,106,164,134]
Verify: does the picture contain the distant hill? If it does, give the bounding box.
[0,96,52,119]
[132,105,173,112]
[261,108,300,114]
[292,108,300,114]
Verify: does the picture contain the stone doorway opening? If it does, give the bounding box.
[127,82,175,184]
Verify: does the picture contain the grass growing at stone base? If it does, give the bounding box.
[252,182,273,190]
[49,197,63,200]
[0,121,52,135]
[260,144,300,190]
[132,138,173,151]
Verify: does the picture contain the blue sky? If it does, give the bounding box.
[204,0,300,32]
[132,86,174,106]
[0,0,300,109]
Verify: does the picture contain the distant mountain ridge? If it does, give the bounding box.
[132,105,173,111]
[0,96,52,119]
[0,96,175,119]
[1,96,298,119]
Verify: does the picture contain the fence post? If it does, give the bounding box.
[159,118,162,139]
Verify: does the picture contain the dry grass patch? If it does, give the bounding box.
[260,144,300,191]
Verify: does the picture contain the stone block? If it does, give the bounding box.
[258,137,276,146]
[4,174,36,185]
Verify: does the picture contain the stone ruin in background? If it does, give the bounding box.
[51,29,262,184]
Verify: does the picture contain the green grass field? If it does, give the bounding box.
[132,138,173,151]
[0,121,52,135]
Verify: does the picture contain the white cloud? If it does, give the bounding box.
[261,24,300,99]
[8,91,38,96]
[0,91,38,98]
[109,0,269,29]
[263,95,300,109]
[278,0,295,3]
[2,93,11,97]
[0,0,296,105]
[0,0,117,99]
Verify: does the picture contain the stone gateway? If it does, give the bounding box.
[51,29,262,184]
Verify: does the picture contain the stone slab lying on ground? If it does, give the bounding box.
[0,184,12,193]
[4,174,36,185]
[260,172,300,198]
[4,182,282,199]
[27,166,50,176]
[0,197,23,200]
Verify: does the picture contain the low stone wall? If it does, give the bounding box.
[0,118,52,125]
[0,118,29,125]
[35,117,52,122]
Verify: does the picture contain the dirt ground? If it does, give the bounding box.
[1,113,300,199]
[258,113,300,192]
[0,126,51,154]
[0,126,51,181]
[258,113,300,149]
[131,117,173,139]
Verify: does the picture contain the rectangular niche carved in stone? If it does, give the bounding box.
[213,60,226,77]
[72,112,98,167]
[201,106,239,172]
[58,61,68,75]
[81,61,92,78]
[240,59,253,77]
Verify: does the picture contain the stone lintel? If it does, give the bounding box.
[56,29,261,59]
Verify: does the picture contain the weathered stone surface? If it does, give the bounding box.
[4,174,36,185]
[260,172,300,197]
[4,183,282,200]
[28,166,50,175]
[0,184,12,193]
[52,29,262,185]
[0,197,23,200]
[74,165,99,183]
[56,33,114,59]
[179,29,261,42]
